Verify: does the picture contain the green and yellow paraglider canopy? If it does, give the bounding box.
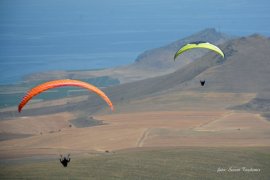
[174,41,225,60]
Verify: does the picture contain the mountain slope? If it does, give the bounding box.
[133,28,229,70]
[88,35,270,111]
[7,34,270,118]
[186,34,270,92]
[24,28,231,83]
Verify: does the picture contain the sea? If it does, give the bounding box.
[1,0,270,85]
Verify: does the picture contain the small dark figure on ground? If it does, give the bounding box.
[200,80,206,86]
[59,154,71,167]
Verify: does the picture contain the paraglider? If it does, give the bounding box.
[200,80,206,86]
[59,154,71,167]
[18,79,114,112]
[174,41,224,60]
[174,42,224,87]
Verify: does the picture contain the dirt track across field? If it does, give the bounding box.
[1,92,270,159]
[1,110,270,159]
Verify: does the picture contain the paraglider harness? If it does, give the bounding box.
[200,80,206,86]
[59,154,71,167]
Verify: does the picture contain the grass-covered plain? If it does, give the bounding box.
[0,147,269,180]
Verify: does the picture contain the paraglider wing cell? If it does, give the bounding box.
[18,79,114,112]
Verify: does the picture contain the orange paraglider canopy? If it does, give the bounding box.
[18,79,114,112]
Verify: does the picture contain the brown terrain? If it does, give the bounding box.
[1,31,270,160]
[1,91,270,159]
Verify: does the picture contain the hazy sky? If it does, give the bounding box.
[1,0,270,35]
